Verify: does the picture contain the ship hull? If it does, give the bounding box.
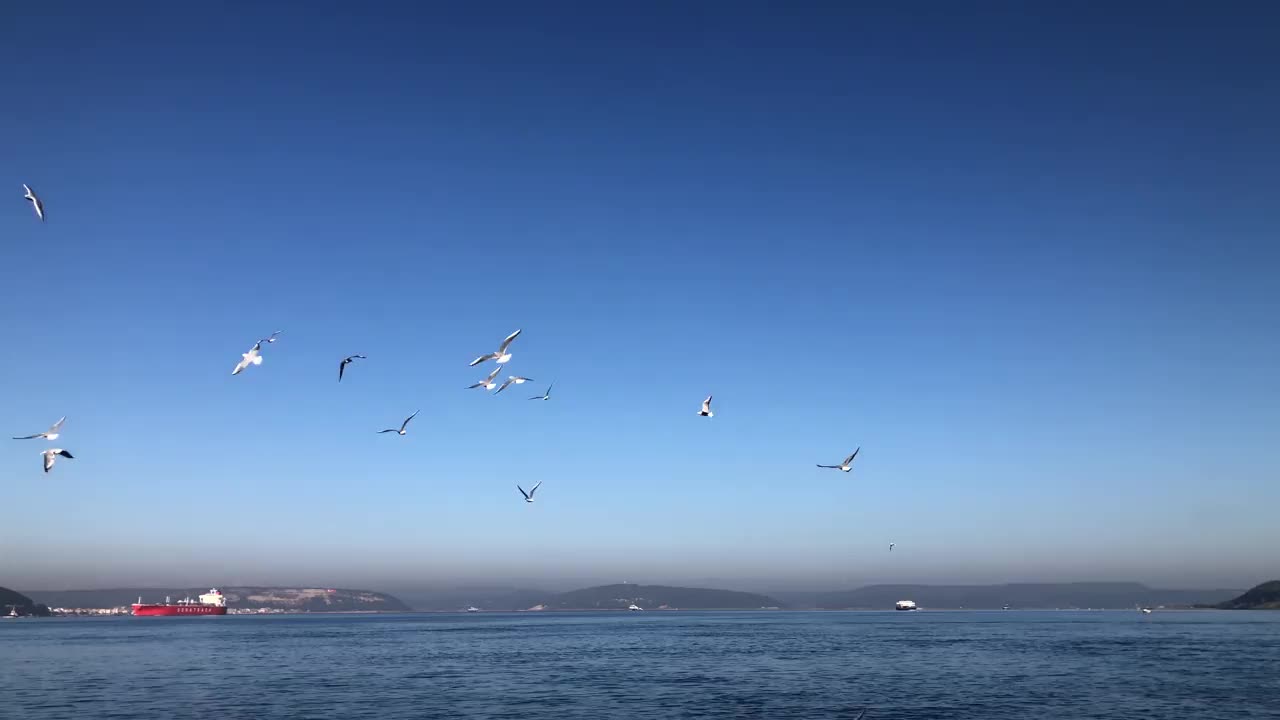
[132,604,227,617]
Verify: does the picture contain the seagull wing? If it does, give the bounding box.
[377,429,398,434]
[816,464,840,469]
[529,481,542,496]
[58,450,73,459]
[497,329,522,353]
[485,365,502,382]
[470,353,499,367]
[495,379,514,394]
[517,485,530,500]
[546,382,553,397]
[338,360,346,382]
[43,452,53,473]
[49,417,66,433]
[701,396,713,413]
[844,448,860,466]
[400,410,420,431]
[12,434,42,440]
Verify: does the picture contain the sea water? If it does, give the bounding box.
[2,610,1278,719]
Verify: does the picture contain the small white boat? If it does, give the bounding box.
[1140,607,1153,615]
[895,600,918,611]
[465,606,480,613]
[628,604,643,611]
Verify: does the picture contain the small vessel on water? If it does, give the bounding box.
[132,589,228,617]
[628,604,644,611]
[895,600,918,611]
[4,605,18,619]
[465,606,480,613]
[1139,606,1153,615]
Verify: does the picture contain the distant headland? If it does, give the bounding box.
[1214,581,1280,610]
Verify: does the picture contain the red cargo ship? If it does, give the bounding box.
[132,588,228,616]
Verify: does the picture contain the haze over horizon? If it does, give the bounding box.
[2,3,1276,593]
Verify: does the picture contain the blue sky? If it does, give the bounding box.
[2,2,1276,591]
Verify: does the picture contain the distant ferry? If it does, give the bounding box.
[1139,607,1153,615]
[132,589,228,617]
[628,604,644,611]
[465,606,480,613]
[895,600,918,611]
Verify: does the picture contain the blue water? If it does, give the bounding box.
[2,611,1279,719]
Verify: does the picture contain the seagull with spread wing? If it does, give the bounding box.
[23,184,45,222]
[469,329,521,366]
[529,382,554,401]
[697,395,714,417]
[13,416,65,441]
[42,449,74,473]
[817,447,860,472]
[232,341,264,375]
[338,354,366,382]
[378,410,419,436]
[517,481,542,503]
[494,375,534,394]
[468,365,502,391]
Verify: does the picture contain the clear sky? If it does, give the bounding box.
[2,2,1276,592]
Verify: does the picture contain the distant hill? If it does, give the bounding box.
[1216,581,1280,609]
[386,586,550,612]
[24,586,409,612]
[543,584,783,610]
[0,586,51,617]
[779,583,1241,610]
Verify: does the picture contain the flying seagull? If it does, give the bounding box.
[529,382,554,400]
[698,395,714,417]
[467,365,502,391]
[22,184,44,222]
[378,410,419,435]
[338,354,367,382]
[469,329,522,367]
[232,341,265,375]
[42,449,73,473]
[259,330,282,344]
[494,375,534,394]
[817,447,860,472]
[13,416,66,441]
[517,481,543,503]
[889,543,895,552]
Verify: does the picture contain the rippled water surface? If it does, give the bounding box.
[3,611,1279,719]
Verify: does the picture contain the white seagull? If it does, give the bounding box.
[467,365,502,391]
[529,382,554,401]
[22,184,45,222]
[338,354,367,382]
[494,375,534,394]
[13,416,66,441]
[260,330,282,344]
[231,341,265,375]
[517,481,542,503]
[889,543,895,552]
[378,410,419,436]
[469,329,522,367]
[697,395,714,417]
[42,448,73,473]
[817,447,860,472]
